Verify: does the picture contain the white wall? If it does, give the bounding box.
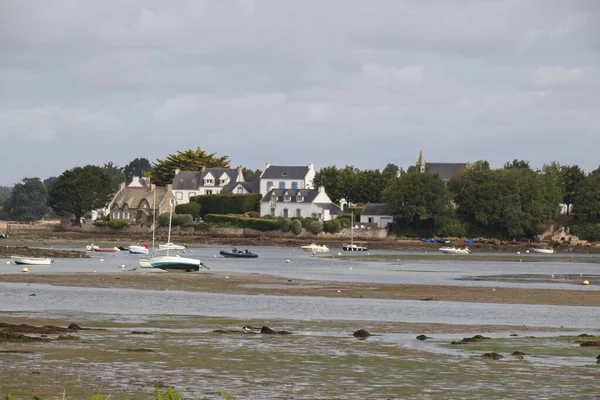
[260,202,334,221]
[360,215,393,228]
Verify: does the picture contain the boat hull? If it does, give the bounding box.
[11,256,52,265]
[532,248,554,254]
[438,247,471,255]
[219,251,259,258]
[159,243,186,251]
[148,255,201,271]
[129,245,149,255]
[301,244,329,253]
[343,244,369,252]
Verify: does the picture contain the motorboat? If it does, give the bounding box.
[300,243,329,253]
[343,213,369,252]
[11,255,52,265]
[532,248,555,254]
[219,249,259,258]
[158,243,187,251]
[438,246,471,255]
[87,244,120,253]
[129,245,149,255]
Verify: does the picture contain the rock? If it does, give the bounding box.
[451,335,491,345]
[421,297,436,301]
[57,335,79,341]
[130,331,153,335]
[416,335,431,341]
[482,352,503,360]
[67,323,82,330]
[353,329,371,339]
[596,354,600,360]
[509,334,518,337]
[580,341,600,347]
[512,351,528,356]
[121,348,154,352]
[578,333,595,338]
[29,294,36,297]
[260,326,292,335]
[0,331,49,343]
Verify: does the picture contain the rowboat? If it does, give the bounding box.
[532,248,555,254]
[11,255,52,265]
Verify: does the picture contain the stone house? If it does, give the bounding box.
[107,177,175,222]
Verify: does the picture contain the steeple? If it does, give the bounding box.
[417,151,426,173]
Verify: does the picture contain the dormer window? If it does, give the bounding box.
[283,192,291,202]
[205,179,213,184]
[297,192,303,202]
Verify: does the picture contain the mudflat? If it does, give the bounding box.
[0,272,598,306]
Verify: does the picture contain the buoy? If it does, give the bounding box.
[6,261,10,264]
[286,260,290,263]
[526,250,530,254]
[99,259,104,262]
[112,254,116,257]
[214,255,217,258]
[21,267,28,273]
[349,267,352,270]
[517,251,521,255]
[583,280,590,285]
[337,252,342,256]
[337,290,341,293]
[226,276,229,279]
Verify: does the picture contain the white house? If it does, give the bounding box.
[259,163,316,195]
[171,167,246,204]
[360,203,393,228]
[260,186,340,221]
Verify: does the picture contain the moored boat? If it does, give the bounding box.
[158,243,187,251]
[438,246,471,255]
[343,213,369,252]
[219,249,259,258]
[532,248,555,254]
[129,245,149,255]
[87,244,120,253]
[11,255,52,265]
[147,255,202,271]
[300,243,329,253]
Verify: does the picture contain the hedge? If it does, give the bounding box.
[158,213,193,227]
[280,218,292,232]
[323,220,342,233]
[291,219,303,235]
[203,214,280,231]
[175,203,201,219]
[191,194,261,216]
[571,223,600,242]
[308,220,323,234]
[94,219,130,229]
[181,222,211,232]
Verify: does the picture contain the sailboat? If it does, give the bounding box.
[144,198,205,272]
[342,213,369,252]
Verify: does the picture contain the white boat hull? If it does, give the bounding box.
[11,256,52,265]
[343,244,369,252]
[129,245,149,255]
[532,248,554,254]
[300,244,329,253]
[159,243,186,251]
[138,258,152,268]
[147,255,201,271]
[438,247,471,255]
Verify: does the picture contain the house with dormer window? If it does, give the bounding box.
[260,186,340,221]
[259,163,316,195]
[172,166,246,204]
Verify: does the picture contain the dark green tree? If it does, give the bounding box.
[147,147,230,186]
[48,165,113,226]
[242,168,261,183]
[559,165,585,214]
[43,177,57,189]
[124,158,151,184]
[572,170,600,222]
[6,178,49,221]
[382,172,454,232]
[382,163,400,177]
[503,159,531,170]
[101,162,125,192]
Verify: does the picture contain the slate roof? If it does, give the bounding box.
[172,168,241,189]
[223,181,259,193]
[361,203,391,216]
[261,189,320,203]
[261,165,310,180]
[111,187,170,210]
[314,203,342,215]
[426,163,467,180]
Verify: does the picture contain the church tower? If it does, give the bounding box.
[417,151,426,173]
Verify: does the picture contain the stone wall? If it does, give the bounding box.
[0,221,7,233]
[4,220,60,234]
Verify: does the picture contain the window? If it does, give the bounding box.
[297,192,303,202]
[270,208,276,216]
[291,182,298,190]
[278,181,285,189]
[124,212,130,219]
[205,179,214,185]
[188,192,196,198]
[113,212,119,219]
[267,181,273,191]
[283,192,291,202]
[176,192,183,200]
[219,179,227,185]
[237,187,244,194]
[283,208,288,218]
[296,208,302,218]
[368,217,374,223]
[206,190,213,195]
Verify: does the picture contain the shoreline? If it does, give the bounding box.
[0,272,598,306]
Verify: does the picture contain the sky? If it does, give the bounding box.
[1,0,599,186]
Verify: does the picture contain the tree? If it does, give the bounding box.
[124,158,151,184]
[48,165,113,226]
[559,165,585,214]
[5,178,49,221]
[43,177,57,189]
[102,162,125,192]
[572,170,600,222]
[147,147,230,186]
[382,163,400,177]
[242,168,261,183]
[503,159,531,170]
[382,172,454,232]
[313,165,389,204]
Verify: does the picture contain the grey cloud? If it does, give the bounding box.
[0,0,599,185]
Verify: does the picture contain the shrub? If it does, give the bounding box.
[300,217,318,228]
[158,213,193,227]
[308,220,323,234]
[280,218,292,232]
[291,219,303,235]
[192,194,261,216]
[336,214,353,228]
[436,218,466,237]
[571,223,600,242]
[175,202,201,219]
[181,222,211,232]
[152,386,184,400]
[94,219,129,229]
[323,219,342,233]
[246,211,260,218]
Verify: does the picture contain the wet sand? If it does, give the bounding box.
[0,272,598,306]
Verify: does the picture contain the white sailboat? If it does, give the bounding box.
[342,213,369,252]
[11,255,52,265]
[143,198,206,272]
[438,246,471,255]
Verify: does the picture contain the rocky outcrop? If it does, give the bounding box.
[353,329,371,339]
[451,334,490,345]
[512,351,528,356]
[482,352,503,360]
[580,341,600,347]
[416,335,431,341]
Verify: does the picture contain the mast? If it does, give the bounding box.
[167,199,174,256]
[152,182,156,252]
[350,212,354,246]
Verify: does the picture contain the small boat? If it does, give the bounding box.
[438,247,471,255]
[158,243,187,251]
[343,213,369,252]
[436,238,451,244]
[300,243,329,253]
[532,248,555,254]
[86,244,120,253]
[11,255,52,265]
[138,258,152,268]
[220,249,259,258]
[129,245,149,255]
[117,246,130,251]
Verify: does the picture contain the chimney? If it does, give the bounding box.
[150,183,156,191]
[167,184,172,192]
[339,198,346,211]
[201,166,206,172]
[237,166,244,182]
[174,168,180,175]
[308,162,314,170]
[318,185,324,193]
[265,162,271,170]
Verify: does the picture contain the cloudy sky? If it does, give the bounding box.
[1,0,598,185]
